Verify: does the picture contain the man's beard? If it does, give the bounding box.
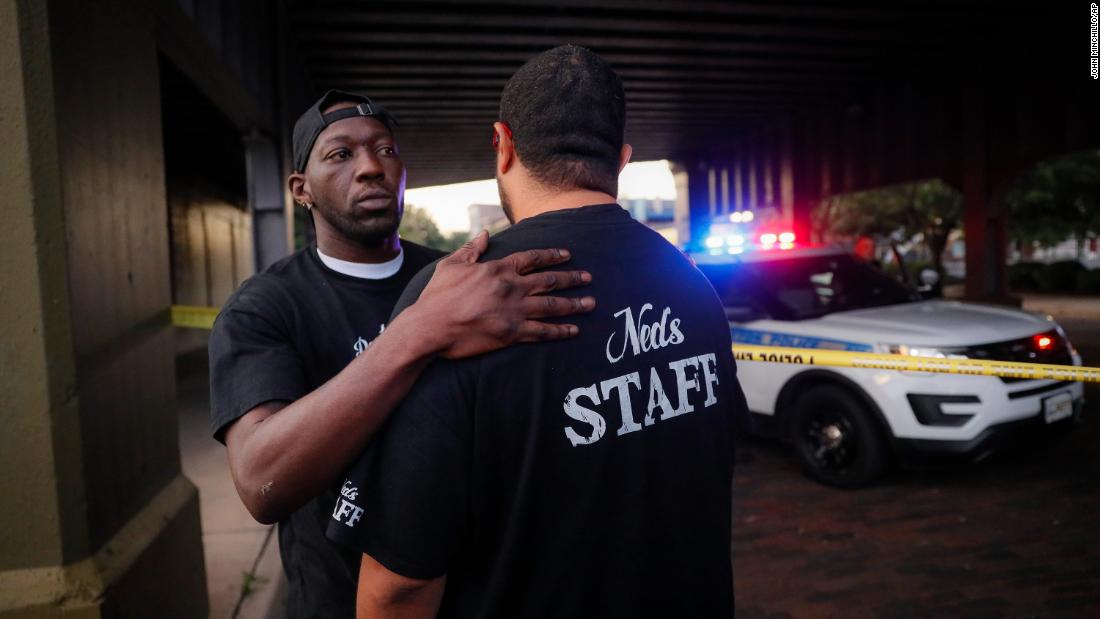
[497,173,515,224]
[319,205,402,247]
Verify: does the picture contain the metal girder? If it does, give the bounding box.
[285,0,1000,187]
[313,65,872,83]
[303,48,891,73]
[294,31,932,59]
[292,8,948,44]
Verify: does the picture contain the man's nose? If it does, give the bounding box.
[354,150,385,181]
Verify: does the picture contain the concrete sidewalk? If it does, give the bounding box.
[177,351,286,619]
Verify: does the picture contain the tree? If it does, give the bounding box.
[813,179,962,274]
[1004,150,1100,255]
[399,204,467,252]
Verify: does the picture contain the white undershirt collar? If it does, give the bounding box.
[316,246,404,280]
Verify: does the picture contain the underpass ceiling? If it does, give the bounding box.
[286,0,1005,187]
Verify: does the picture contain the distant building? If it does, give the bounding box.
[468,203,510,234]
[1008,236,1100,269]
[469,198,681,245]
[622,197,676,224]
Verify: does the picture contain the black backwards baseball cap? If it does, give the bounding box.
[291,89,398,172]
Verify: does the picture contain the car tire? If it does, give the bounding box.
[791,384,888,488]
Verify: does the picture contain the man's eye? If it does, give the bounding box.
[330,150,351,160]
[378,146,397,156]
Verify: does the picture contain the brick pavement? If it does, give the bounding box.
[732,332,1100,618]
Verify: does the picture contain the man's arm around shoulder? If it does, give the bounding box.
[222,232,595,524]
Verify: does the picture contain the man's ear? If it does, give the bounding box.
[618,143,633,174]
[494,122,515,176]
[288,172,312,208]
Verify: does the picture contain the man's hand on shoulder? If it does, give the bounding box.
[407,230,595,359]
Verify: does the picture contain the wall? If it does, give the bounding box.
[168,178,253,354]
[0,0,207,615]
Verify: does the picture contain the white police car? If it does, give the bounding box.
[694,245,1086,488]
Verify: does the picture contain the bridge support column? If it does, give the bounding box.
[245,133,291,271]
[961,49,1010,302]
[673,156,717,251]
[0,1,207,616]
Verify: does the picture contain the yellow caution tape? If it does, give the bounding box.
[171,305,219,330]
[171,303,1098,383]
[732,344,1100,384]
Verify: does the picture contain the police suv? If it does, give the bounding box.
[693,237,1085,488]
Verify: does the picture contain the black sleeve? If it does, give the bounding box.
[726,356,753,439]
[208,300,308,442]
[389,260,439,322]
[326,359,473,579]
[721,331,753,441]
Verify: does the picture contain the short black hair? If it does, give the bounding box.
[499,45,626,196]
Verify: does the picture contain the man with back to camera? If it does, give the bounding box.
[208,89,597,617]
[327,46,749,618]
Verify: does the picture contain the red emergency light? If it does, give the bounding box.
[758,231,796,250]
[1033,334,1054,351]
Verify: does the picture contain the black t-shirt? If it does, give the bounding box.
[208,241,444,618]
[327,204,748,619]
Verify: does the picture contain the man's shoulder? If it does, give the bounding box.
[483,211,684,265]
[222,247,317,314]
[400,239,447,268]
[474,219,563,262]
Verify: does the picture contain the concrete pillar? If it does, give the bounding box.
[669,161,692,248]
[762,133,775,207]
[690,158,715,249]
[961,47,1009,301]
[841,106,865,193]
[707,166,717,219]
[779,123,795,227]
[719,167,730,215]
[732,158,744,212]
[0,1,206,615]
[673,157,716,251]
[0,1,86,612]
[747,145,759,210]
[787,120,817,243]
[245,132,291,271]
[819,115,838,200]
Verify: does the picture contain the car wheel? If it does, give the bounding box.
[791,384,888,488]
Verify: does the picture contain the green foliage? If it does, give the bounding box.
[1005,150,1100,248]
[1007,261,1097,294]
[1007,262,1045,291]
[399,204,467,252]
[1042,261,1087,293]
[1076,268,1100,294]
[812,179,963,269]
[239,570,268,598]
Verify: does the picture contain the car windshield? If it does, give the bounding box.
[699,253,920,321]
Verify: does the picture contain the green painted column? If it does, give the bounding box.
[0,0,206,615]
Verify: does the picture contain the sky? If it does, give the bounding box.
[405,160,677,234]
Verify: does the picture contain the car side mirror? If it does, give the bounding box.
[917,268,942,299]
[919,268,940,287]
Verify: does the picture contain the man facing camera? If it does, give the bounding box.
[210,89,594,617]
[328,46,748,619]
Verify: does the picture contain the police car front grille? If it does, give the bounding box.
[961,330,1072,383]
